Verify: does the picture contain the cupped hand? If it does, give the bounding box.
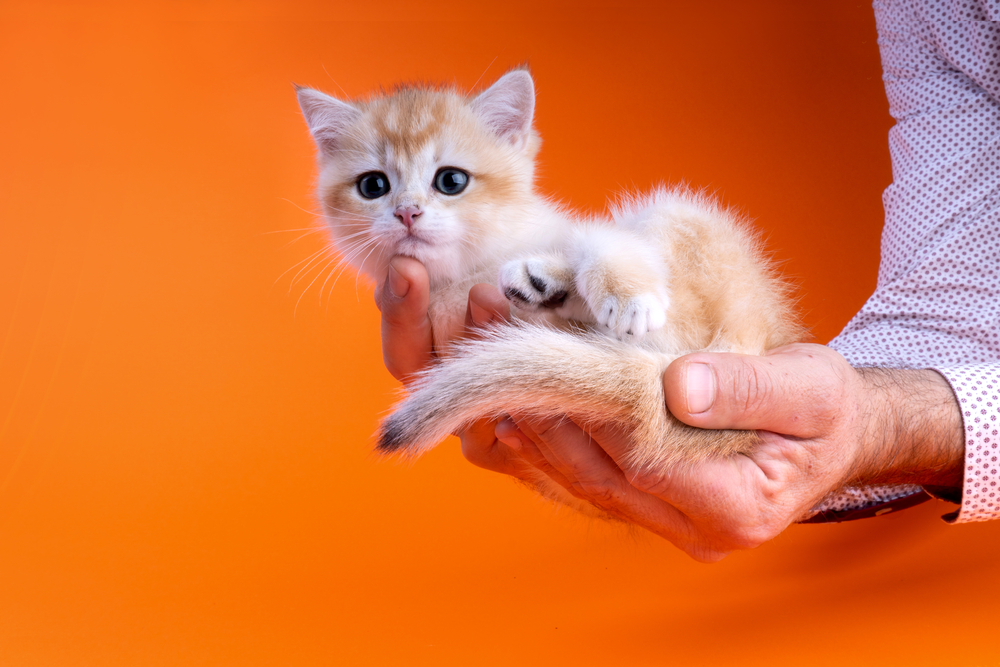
[492,345,867,561]
[495,345,964,562]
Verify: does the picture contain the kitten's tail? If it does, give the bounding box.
[377,324,683,467]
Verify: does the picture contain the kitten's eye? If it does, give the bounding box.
[434,168,469,196]
[357,172,390,199]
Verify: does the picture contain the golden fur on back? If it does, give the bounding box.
[298,70,805,512]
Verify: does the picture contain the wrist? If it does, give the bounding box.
[848,368,964,489]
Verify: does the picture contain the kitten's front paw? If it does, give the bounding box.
[595,293,668,340]
[498,257,574,311]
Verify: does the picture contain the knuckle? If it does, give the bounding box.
[458,433,486,465]
[735,359,773,419]
[382,358,406,383]
[570,476,624,508]
[529,417,565,442]
[459,423,515,472]
[629,470,670,497]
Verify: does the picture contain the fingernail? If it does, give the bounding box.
[469,299,493,327]
[387,263,409,298]
[686,363,715,414]
[497,434,522,451]
[493,417,521,451]
[495,417,523,451]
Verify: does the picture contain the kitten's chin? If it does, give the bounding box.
[393,241,467,286]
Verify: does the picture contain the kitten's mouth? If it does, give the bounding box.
[396,231,431,247]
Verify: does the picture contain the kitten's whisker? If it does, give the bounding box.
[282,229,327,249]
[328,238,378,279]
[273,247,327,288]
[334,233,377,258]
[281,192,380,225]
[354,240,384,298]
[289,244,336,290]
[295,254,342,315]
[326,213,379,226]
[335,229,380,243]
[262,227,324,234]
[323,205,380,221]
[327,237,380,295]
[319,259,342,309]
[279,197,325,218]
[339,245,379,279]
[318,249,376,312]
[323,238,382,307]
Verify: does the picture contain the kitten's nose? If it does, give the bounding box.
[394,205,422,229]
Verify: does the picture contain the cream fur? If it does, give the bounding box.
[298,70,805,509]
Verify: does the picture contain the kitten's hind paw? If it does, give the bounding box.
[595,293,668,340]
[498,257,574,311]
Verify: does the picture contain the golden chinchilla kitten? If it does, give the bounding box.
[297,69,804,506]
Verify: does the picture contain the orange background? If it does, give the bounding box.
[1,2,996,665]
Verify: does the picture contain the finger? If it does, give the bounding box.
[465,283,511,330]
[513,417,705,548]
[379,257,433,384]
[459,418,534,478]
[496,417,578,491]
[566,421,636,471]
[570,421,781,551]
[646,456,787,551]
[662,344,852,437]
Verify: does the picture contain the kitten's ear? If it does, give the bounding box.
[296,86,361,155]
[471,69,535,148]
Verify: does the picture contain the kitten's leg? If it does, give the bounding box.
[571,226,670,341]
[498,253,592,323]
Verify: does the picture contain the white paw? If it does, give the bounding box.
[498,258,572,311]
[595,293,668,340]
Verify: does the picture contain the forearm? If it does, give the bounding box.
[850,368,964,489]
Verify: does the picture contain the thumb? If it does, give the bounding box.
[662,345,849,437]
[378,256,432,384]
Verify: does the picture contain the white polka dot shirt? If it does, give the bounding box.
[825,0,1000,522]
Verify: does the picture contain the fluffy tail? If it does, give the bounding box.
[377,324,746,468]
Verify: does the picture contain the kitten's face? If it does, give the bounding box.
[298,71,539,285]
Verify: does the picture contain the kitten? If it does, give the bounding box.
[297,70,804,505]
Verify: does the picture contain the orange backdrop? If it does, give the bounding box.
[2,2,996,665]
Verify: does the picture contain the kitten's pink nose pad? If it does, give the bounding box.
[394,205,422,229]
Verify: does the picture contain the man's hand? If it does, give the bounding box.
[496,346,964,561]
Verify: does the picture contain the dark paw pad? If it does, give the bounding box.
[540,290,568,309]
[504,287,531,305]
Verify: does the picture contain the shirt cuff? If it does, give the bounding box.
[933,364,1000,523]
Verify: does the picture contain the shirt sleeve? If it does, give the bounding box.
[821,1,1000,522]
[935,365,1000,522]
